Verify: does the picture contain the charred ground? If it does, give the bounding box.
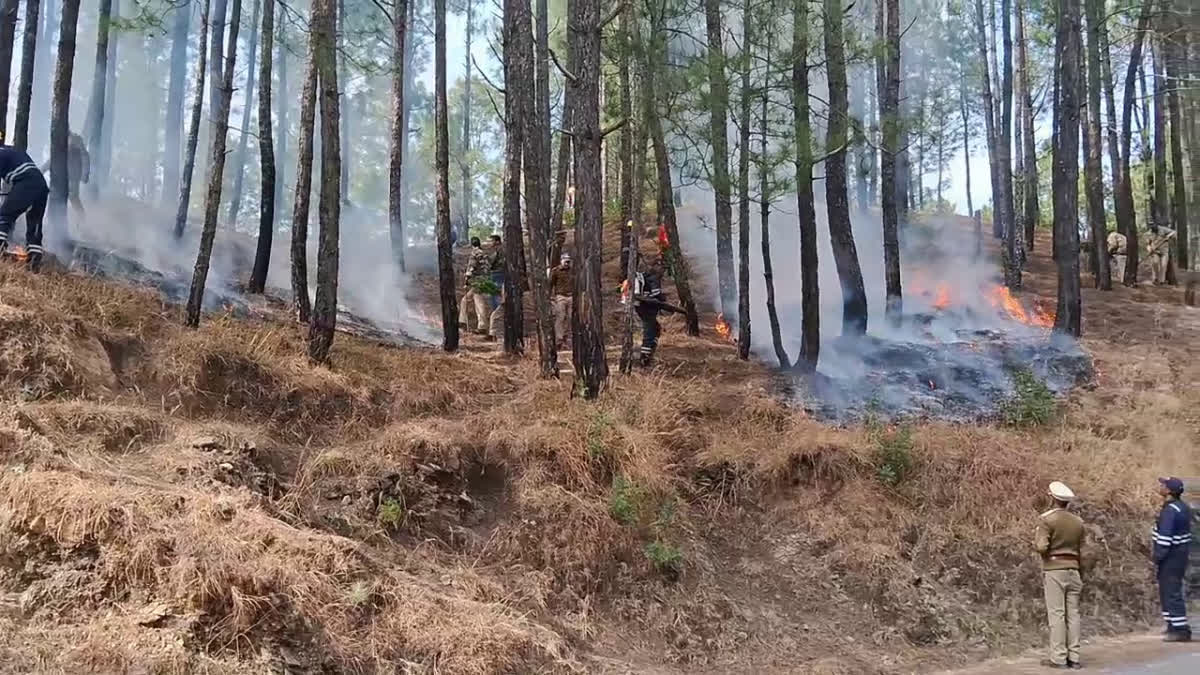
[0,216,1195,674]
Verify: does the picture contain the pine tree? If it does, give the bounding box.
[48,0,83,232]
[12,0,40,150]
[291,45,318,323]
[249,0,276,294]
[1053,0,1082,336]
[173,0,211,240]
[307,0,342,363]
[435,0,459,352]
[162,1,191,205]
[792,0,820,369]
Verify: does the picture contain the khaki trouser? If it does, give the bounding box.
[458,288,491,332]
[1043,569,1082,665]
[552,295,571,346]
[1111,254,1126,282]
[1150,253,1168,284]
[488,302,503,338]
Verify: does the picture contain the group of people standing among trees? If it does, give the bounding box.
[1105,224,1178,287]
[1035,477,1193,669]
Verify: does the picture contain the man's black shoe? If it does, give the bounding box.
[1163,631,1192,643]
[1067,661,1082,670]
[1040,660,1068,669]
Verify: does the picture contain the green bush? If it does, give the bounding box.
[377,497,405,529]
[1002,368,1056,427]
[644,540,683,575]
[471,278,501,296]
[874,425,914,487]
[609,475,643,526]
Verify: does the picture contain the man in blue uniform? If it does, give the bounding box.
[0,145,50,271]
[1153,476,1192,642]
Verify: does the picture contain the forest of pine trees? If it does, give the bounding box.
[0,0,1196,368]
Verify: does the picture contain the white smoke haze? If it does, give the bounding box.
[673,181,1090,422]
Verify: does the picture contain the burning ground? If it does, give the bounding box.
[0,214,1194,674]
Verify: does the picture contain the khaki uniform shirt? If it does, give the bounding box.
[1035,507,1085,571]
[1106,232,1127,255]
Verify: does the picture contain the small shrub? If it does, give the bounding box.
[609,475,643,525]
[644,539,683,576]
[587,411,613,460]
[874,425,914,487]
[377,497,405,529]
[1002,368,1055,427]
[347,580,373,607]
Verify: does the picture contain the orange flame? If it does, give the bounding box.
[620,278,631,305]
[715,313,734,342]
[7,245,27,262]
[933,284,952,310]
[985,284,1054,327]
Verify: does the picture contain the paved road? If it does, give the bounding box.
[941,634,1199,674]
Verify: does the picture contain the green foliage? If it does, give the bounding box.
[872,425,914,487]
[609,475,643,526]
[377,497,405,530]
[471,277,501,295]
[587,411,614,460]
[1002,368,1056,427]
[644,540,683,574]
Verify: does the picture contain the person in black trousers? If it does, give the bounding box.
[0,145,50,272]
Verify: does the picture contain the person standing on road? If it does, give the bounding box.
[1153,477,1192,642]
[1036,481,1086,670]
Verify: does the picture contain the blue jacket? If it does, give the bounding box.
[1152,498,1192,564]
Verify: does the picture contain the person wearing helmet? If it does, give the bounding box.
[1153,477,1192,642]
[1035,481,1085,669]
[549,252,573,348]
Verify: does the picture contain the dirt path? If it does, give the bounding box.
[938,634,1199,674]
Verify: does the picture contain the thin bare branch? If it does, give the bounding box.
[549,47,578,83]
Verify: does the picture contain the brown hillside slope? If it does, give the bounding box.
[0,221,1195,674]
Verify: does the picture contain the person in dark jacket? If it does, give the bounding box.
[0,145,50,271]
[634,256,668,367]
[1153,477,1192,642]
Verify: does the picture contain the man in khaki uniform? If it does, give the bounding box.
[550,253,574,348]
[1106,231,1127,282]
[1035,481,1085,670]
[1146,225,1176,285]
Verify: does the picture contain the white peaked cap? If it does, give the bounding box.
[1048,481,1076,501]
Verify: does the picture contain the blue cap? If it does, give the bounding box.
[1160,477,1185,494]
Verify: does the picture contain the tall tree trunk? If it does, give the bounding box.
[388,0,408,274]
[1151,39,1168,237]
[972,0,1002,242]
[792,0,820,368]
[1163,2,1188,269]
[914,92,925,209]
[228,0,261,227]
[1052,0,1082,336]
[569,0,606,397]
[760,20,788,369]
[47,0,81,232]
[500,0,526,355]
[959,71,974,220]
[337,0,348,204]
[704,0,736,321]
[989,0,1001,133]
[824,0,868,335]
[30,0,54,155]
[460,0,472,244]
[526,0,554,374]
[308,0,340,363]
[275,6,287,222]
[435,0,458,351]
[882,0,902,320]
[291,43,318,323]
[1118,0,1154,284]
[399,0,415,243]
[83,0,113,201]
[162,1,190,206]
[1000,0,1019,287]
[185,0,242,328]
[635,8,699,335]
[0,0,19,141]
[97,0,117,191]
[1098,5,1127,259]
[209,0,228,121]
[1083,0,1110,289]
[1016,0,1039,251]
[549,102,571,267]
[736,0,751,357]
[174,0,211,240]
[249,0,275,293]
[618,5,633,279]
[13,0,39,150]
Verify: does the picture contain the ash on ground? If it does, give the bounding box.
[794,315,1093,424]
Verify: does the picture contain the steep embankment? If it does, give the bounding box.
[0,220,1195,674]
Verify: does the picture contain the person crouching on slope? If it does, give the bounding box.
[1153,477,1192,642]
[0,144,50,272]
[1036,481,1085,670]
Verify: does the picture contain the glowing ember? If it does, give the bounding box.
[985,284,1054,328]
[933,284,952,310]
[6,245,27,262]
[715,313,734,342]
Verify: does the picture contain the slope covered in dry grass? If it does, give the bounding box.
[0,222,1195,674]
